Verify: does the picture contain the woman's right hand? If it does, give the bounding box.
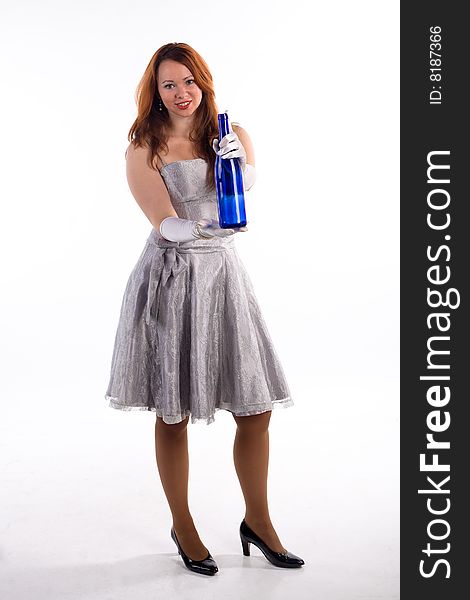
[196,218,248,238]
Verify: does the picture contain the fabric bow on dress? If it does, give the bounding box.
[145,247,189,326]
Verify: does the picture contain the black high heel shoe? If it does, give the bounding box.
[170,526,219,576]
[240,519,305,568]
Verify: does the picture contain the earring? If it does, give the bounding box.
[158,99,163,111]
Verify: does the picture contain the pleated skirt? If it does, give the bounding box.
[104,230,293,425]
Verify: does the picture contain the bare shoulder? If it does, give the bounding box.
[231,123,255,167]
[125,140,150,160]
[124,139,177,230]
[231,122,247,137]
[125,141,164,184]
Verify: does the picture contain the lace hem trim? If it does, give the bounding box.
[104,395,294,425]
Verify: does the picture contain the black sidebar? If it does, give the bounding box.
[401,2,469,598]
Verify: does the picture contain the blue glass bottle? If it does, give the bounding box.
[214,112,247,228]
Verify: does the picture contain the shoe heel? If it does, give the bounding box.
[240,532,251,556]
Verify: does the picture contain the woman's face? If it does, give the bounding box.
[157,59,203,122]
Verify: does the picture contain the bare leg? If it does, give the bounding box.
[155,415,209,560]
[232,410,287,553]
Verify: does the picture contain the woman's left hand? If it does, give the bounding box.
[212,132,247,172]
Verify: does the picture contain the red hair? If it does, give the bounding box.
[127,42,219,190]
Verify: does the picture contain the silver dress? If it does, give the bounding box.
[104,156,294,425]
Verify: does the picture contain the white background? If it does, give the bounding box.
[0,1,399,598]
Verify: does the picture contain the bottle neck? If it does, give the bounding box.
[218,113,231,140]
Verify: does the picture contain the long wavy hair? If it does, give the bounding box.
[127,42,219,190]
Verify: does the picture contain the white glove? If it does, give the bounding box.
[159,216,247,243]
[212,130,257,190]
[212,132,247,172]
[159,216,199,242]
[196,218,248,238]
[243,164,256,191]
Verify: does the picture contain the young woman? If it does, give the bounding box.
[104,42,304,575]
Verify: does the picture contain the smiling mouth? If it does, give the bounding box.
[175,100,191,107]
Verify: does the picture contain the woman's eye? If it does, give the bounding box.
[164,80,194,89]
